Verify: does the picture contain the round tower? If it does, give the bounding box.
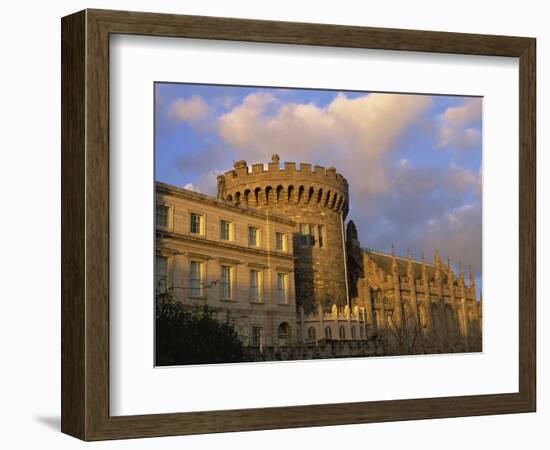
[217,154,350,313]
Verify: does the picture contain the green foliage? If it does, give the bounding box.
[155,290,246,366]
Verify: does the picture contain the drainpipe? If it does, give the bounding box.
[340,212,351,307]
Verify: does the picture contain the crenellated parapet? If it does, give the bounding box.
[297,304,368,342]
[217,154,350,217]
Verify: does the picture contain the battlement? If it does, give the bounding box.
[218,154,349,215]
[301,304,366,322]
[221,155,349,186]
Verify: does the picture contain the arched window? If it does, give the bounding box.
[339,325,346,340]
[307,326,316,342]
[330,193,338,209]
[335,196,343,211]
[324,190,331,206]
[468,306,478,336]
[445,304,456,338]
[457,308,466,336]
[431,304,440,334]
[351,326,356,339]
[324,326,332,339]
[265,186,273,205]
[418,304,428,333]
[243,189,251,206]
[254,187,261,206]
[277,322,291,346]
[360,326,365,339]
[287,185,294,203]
[276,185,284,203]
[297,185,305,203]
[316,188,323,204]
[307,186,315,203]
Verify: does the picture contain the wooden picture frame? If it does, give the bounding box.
[61,9,536,441]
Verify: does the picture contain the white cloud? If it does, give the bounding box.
[217,92,432,196]
[438,97,482,150]
[169,95,210,126]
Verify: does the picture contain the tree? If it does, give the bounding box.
[384,308,420,355]
[155,289,246,366]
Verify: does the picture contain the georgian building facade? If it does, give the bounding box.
[156,182,297,348]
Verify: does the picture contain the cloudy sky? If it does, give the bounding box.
[155,83,482,290]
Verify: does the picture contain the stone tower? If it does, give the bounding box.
[217,154,350,313]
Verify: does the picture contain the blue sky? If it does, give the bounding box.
[155,83,482,292]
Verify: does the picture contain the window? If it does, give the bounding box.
[275,232,286,251]
[309,224,316,245]
[299,223,316,246]
[307,327,316,342]
[155,255,168,292]
[248,226,260,246]
[324,326,332,339]
[156,205,169,228]
[360,326,365,339]
[419,304,428,329]
[351,326,356,339]
[220,265,233,299]
[277,273,288,304]
[318,225,325,248]
[190,213,203,234]
[299,223,308,246]
[277,322,291,346]
[249,270,261,302]
[220,220,233,241]
[190,261,204,297]
[339,325,346,340]
[251,326,263,347]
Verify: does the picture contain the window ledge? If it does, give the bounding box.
[220,298,237,303]
[188,295,206,300]
[249,301,264,305]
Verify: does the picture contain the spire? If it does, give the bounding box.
[434,248,441,282]
[391,243,398,274]
[458,260,465,287]
[468,264,476,288]
[406,248,413,278]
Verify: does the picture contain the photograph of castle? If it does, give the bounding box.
[154,83,482,366]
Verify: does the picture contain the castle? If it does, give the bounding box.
[156,155,482,359]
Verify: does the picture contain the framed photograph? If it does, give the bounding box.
[61,9,536,440]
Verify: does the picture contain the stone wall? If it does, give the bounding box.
[245,339,385,362]
[218,155,350,313]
